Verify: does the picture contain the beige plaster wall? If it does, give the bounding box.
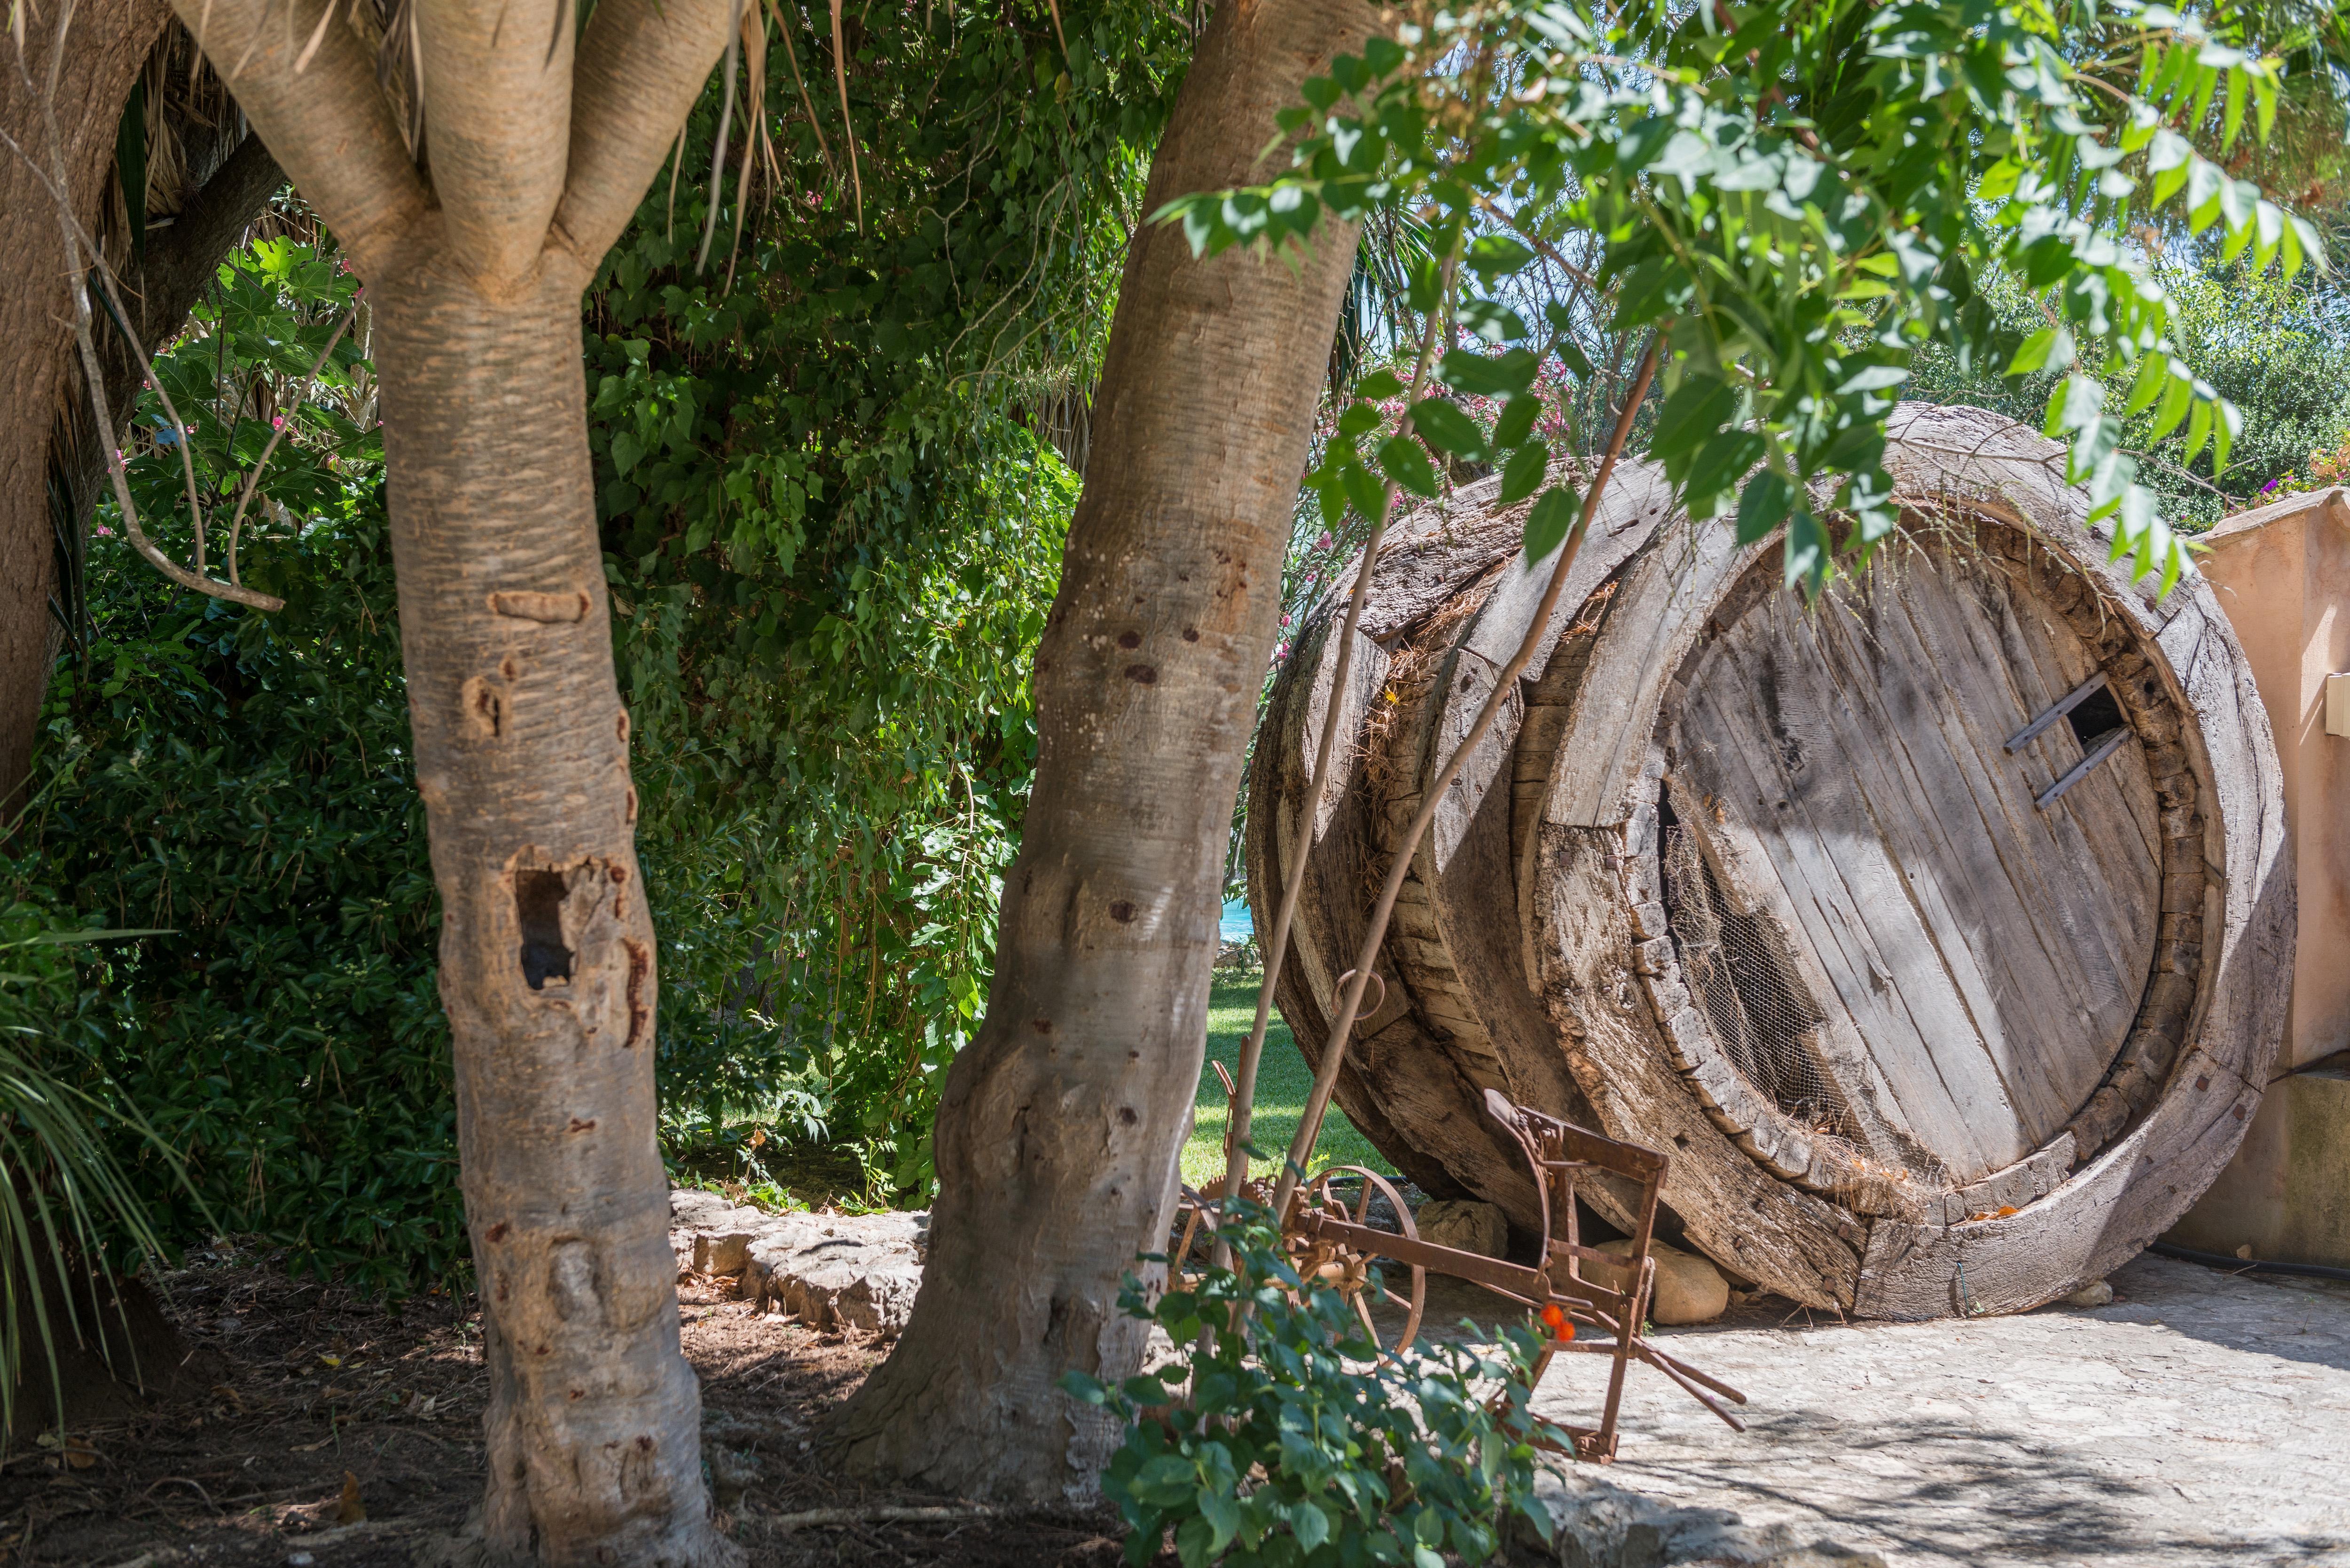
[2170,488,2350,1265]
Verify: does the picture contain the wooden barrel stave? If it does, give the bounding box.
[1246,406,2289,1317]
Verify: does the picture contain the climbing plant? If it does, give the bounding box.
[1168,0,2330,597]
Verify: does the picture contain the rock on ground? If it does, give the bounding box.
[1416,1199,1508,1258]
[670,1189,926,1335]
[1588,1237,1731,1326]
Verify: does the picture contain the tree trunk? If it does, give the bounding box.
[0,0,170,815]
[828,0,1379,1503]
[372,254,721,1568]
[57,126,286,577]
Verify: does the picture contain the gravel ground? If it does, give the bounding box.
[1474,1251,2350,1568]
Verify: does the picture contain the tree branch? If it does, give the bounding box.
[415,0,573,285]
[169,0,427,282]
[551,0,736,275]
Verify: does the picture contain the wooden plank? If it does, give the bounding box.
[1528,823,1864,1307]
[1540,520,1766,831]
[1872,550,2156,1127]
[1244,592,1536,1219]
[2005,671,2108,751]
[1675,614,2025,1179]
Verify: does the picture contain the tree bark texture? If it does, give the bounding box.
[828,0,1383,1503]
[163,0,737,1557]
[0,0,170,814]
[374,253,719,1566]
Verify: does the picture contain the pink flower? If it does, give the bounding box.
[94,524,114,537]
[1280,614,1291,627]
[1315,531,1333,550]
[272,415,287,429]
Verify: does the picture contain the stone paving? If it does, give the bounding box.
[1469,1251,2350,1567]
[668,1188,2350,1565]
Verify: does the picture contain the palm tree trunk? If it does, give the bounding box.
[827,0,1380,1501]
[373,257,722,1565]
[0,0,170,817]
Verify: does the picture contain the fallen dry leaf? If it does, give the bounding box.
[336,1470,366,1525]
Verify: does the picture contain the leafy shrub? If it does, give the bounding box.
[0,884,193,1424]
[1064,1204,1559,1568]
[24,0,1190,1285]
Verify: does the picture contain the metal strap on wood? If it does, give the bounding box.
[2036,727,2134,809]
[2005,671,2109,752]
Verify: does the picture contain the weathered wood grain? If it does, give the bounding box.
[1245,404,2289,1318]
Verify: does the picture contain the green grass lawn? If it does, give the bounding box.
[1183,969,1394,1188]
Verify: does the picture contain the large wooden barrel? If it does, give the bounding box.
[1246,404,2292,1318]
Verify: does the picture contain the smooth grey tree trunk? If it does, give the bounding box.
[828,0,1380,1503]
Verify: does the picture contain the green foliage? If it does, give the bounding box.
[30,234,462,1289]
[1165,0,2328,598]
[585,0,1186,1193]
[1063,1204,1558,1568]
[23,0,1191,1290]
[0,886,196,1428]
[1908,248,2350,529]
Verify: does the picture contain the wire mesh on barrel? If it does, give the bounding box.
[1661,824,1865,1146]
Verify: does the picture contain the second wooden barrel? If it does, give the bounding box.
[1247,405,2292,1317]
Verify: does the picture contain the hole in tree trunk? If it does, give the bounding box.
[517,870,573,989]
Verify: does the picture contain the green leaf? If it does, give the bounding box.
[2047,374,2104,438]
[1355,369,1405,401]
[1340,459,1389,523]
[1133,1454,1197,1507]
[2122,352,2167,417]
[2182,396,2213,463]
[1336,401,1383,438]
[2147,364,2194,443]
[1441,346,1538,397]
[2007,326,2074,378]
[1648,375,1736,462]
[1835,364,1910,395]
[1492,393,1540,450]
[1499,440,1549,505]
[1784,507,1827,593]
[1409,398,1488,460]
[1175,1514,1218,1568]
[1737,470,1794,545]
[1292,1500,1332,1552]
[1522,484,1582,564]
[1379,436,1441,498]
[1465,234,1536,280]
[1197,1484,1242,1551]
[1687,429,1765,517]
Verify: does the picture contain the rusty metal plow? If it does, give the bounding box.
[1173,1076,1746,1463]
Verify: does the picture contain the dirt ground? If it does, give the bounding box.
[15,1240,2341,1568]
[0,1244,1141,1568]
